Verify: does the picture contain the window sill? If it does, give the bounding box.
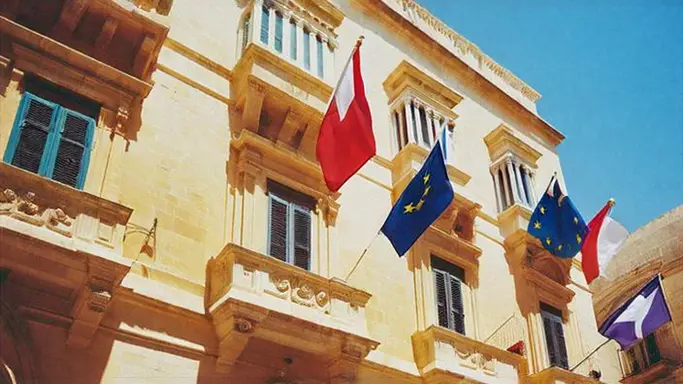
[412,325,527,383]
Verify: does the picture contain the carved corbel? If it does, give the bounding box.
[212,303,269,374]
[278,109,304,145]
[242,78,267,132]
[317,195,340,226]
[66,254,130,348]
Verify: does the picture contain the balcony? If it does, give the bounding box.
[527,367,600,384]
[205,243,379,374]
[1,0,169,121]
[412,325,527,384]
[621,359,679,384]
[0,163,132,347]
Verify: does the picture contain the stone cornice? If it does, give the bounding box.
[384,60,463,112]
[484,124,543,167]
[523,267,575,309]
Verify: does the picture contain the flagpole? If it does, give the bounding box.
[569,338,614,372]
[344,230,380,281]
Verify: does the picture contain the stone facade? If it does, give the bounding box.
[0,0,625,383]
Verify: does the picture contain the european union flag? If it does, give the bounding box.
[381,142,453,256]
[528,177,588,258]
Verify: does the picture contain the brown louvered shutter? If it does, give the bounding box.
[433,269,449,328]
[292,206,311,270]
[268,195,288,262]
[11,95,57,174]
[51,112,90,187]
[450,275,465,334]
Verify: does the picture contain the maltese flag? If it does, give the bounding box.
[581,199,629,284]
[599,275,672,349]
[316,38,375,192]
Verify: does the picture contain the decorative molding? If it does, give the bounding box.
[484,124,542,166]
[384,60,463,114]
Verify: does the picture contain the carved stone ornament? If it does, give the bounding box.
[266,275,330,311]
[0,188,76,236]
[234,317,256,334]
[87,290,112,313]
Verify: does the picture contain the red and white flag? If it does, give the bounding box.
[581,200,629,284]
[316,39,375,192]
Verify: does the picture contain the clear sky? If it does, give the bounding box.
[419,0,683,231]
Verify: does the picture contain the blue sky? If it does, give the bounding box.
[419,0,683,231]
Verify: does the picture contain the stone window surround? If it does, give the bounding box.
[239,0,337,82]
[490,153,537,213]
[389,92,451,154]
[230,130,340,279]
[410,225,482,341]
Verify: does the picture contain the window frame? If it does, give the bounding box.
[432,255,466,335]
[266,182,314,270]
[3,91,96,189]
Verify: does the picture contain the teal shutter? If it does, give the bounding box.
[316,35,324,77]
[274,12,283,52]
[260,6,270,44]
[47,110,95,189]
[303,29,311,70]
[4,92,59,175]
[289,19,297,60]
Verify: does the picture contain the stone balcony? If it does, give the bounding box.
[205,243,379,375]
[412,325,527,384]
[0,163,133,347]
[527,366,600,384]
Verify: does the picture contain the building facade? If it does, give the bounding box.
[0,0,625,383]
[591,205,683,384]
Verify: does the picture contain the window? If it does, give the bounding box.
[541,303,568,370]
[623,333,661,376]
[303,29,311,70]
[490,158,536,212]
[391,97,447,151]
[260,5,270,45]
[316,35,324,78]
[267,181,314,270]
[289,19,297,60]
[241,13,251,52]
[4,81,97,189]
[432,256,465,335]
[274,11,283,53]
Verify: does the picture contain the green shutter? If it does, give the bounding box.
[4,92,59,175]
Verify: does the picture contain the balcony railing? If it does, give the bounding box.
[412,325,527,383]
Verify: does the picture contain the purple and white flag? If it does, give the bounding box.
[599,275,672,349]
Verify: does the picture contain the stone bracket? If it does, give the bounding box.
[211,302,269,374]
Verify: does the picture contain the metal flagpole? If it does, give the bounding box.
[569,338,614,372]
[344,230,380,281]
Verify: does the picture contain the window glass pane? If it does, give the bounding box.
[274,12,283,52]
[260,6,270,44]
[316,35,324,77]
[290,20,297,60]
[303,29,311,70]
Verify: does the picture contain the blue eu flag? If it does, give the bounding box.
[381,143,454,256]
[528,177,588,258]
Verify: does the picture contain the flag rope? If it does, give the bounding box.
[344,230,381,281]
[569,338,614,372]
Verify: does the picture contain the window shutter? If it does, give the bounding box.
[292,206,311,270]
[274,12,283,52]
[303,29,311,70]
[241,14,251,51]
[316,36,324,78]
[553,320,569,369]
[260,6,270,44]
[645,334,661,365]
[542,315,557,366]
[268,195,288,262]
[433,269,449,328]
[50,111,94,188]
[450,275,465,335]
[289,20,297,60]
[7,93,58,175]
